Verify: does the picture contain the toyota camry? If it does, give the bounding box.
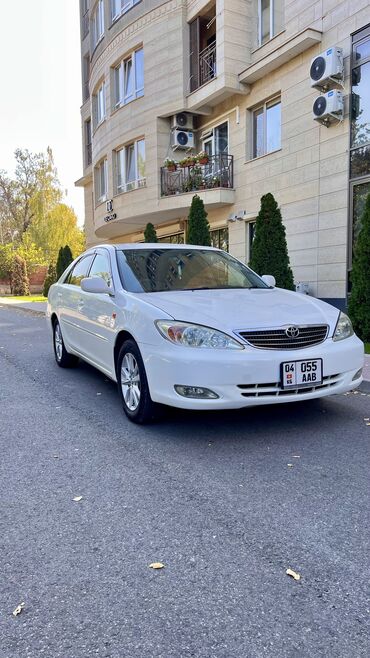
[47,244,364,423]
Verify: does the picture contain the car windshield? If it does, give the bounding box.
[116,248,269,293]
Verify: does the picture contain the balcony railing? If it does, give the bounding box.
[199,42,216,87]
[161,154,233,197]
[86,143,92,166]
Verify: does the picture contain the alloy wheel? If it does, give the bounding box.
[121,352,141,411]
[54,323,63,362]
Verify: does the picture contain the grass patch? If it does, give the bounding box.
[0,295,47,302]
[365,343,370,355]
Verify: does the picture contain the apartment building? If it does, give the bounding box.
[77,0,370,309]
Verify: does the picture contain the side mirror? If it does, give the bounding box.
[261,275,276,288]
[81,276,113,295]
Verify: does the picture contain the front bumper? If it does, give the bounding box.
[140,335,364,410]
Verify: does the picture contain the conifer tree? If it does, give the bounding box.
[56,245,73,279]
[249,193,294,290]
[11,254,29,295]
[63,245,73,270]
[43,263,57,297]
[144,222,158,242]
[187,195,211,246]
[348,192,370,342]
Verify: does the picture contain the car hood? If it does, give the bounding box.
[138,288,340,335]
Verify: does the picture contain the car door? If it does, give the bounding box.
[77,249,117,374]
[58,254,95,354]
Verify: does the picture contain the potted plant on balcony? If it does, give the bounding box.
[179,155,196,168]
[164,158,177,172]
[196,150,209,165]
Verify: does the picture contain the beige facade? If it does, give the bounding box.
[77,0,370,308]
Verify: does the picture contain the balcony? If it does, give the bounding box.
[161,154,233,197]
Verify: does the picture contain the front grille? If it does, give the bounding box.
[238,325,328,350]
[237,373,341,398]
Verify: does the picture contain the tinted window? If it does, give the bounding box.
[89,253,112,286]
[65,255,94,286]
[116,248,268,293]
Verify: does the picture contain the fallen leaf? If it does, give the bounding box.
[149,562,165,569]
[367,423,370,427]
[12,602,25,617]
[96,392,102,396]
[364,418,369,421]
[287,463,293,467]
[73,496,83,502]
[286,568,301,581]
[292,455,300,458]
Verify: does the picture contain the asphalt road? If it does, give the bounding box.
[0,306,369,658]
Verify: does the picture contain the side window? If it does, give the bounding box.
[89,253,112,287]
[65,255,94,286]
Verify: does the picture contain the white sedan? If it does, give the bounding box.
[47,244,364,423]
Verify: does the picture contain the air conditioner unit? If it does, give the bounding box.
[172,112,194,130]
[171,129,195,149]
[313,90,343,125]
[310,47,344,90]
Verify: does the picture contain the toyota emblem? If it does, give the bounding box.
[285,326,300,338]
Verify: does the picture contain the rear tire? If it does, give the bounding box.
[117,339,160,424]
[53,319,79,368]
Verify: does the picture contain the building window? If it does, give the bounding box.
[210,227,229,251]
[91,0,104,50]
[95,158,108,204]
[252,97,281,158]
[113,48,144,108]
[82,0,90,39]
[247,221,256,263]
[92,82,106,129]
[349,25,370,271]
[189,6,216,92]
[83,55,90,102]
[111,0,141,23]
[115,139,145,194]
[158,233,185,244]
[258,0,284,46]
[85,119,92,166]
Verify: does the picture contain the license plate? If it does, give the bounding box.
[281,359,323,389]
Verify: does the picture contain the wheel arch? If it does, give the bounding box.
[114,330,138,376]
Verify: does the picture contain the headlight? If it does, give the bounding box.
[333,312,354,341]
[155,320,244,350]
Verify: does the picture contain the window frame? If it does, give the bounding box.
[95,158,108,205]
[88,251,114,289]
[251,96,281,159]
[110,0,141,24]
[93,81,106,129]
[64,254,95,286]
[113,48,144,109]
[115,138,146,195]
[91,0,104,51]
[257,0,284,47]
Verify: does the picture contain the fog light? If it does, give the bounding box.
[352,368,363,381]
[174,385,219,399]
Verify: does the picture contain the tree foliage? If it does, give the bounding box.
[11,254,29,295]
[144,222,158,242]
[249,193,294,290]
[26,203,85,263]
[187,195,211,246]
[348,193,370,342]
[43,263,57,297]
[0,147,61,243]
[56,245,74,279]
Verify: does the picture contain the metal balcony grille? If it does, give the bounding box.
[238,325,328,350]
[82,12,89,39]
[161,154,233,197]
[199,42,216,87]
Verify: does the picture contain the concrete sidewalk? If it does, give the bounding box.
[0,299,47,315]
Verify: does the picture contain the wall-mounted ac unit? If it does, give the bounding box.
[313,90,343,125]
[172,112,194,130]
[171,129,195,149]
[310,47,344,90]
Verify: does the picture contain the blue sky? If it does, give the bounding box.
[0,0,84,224]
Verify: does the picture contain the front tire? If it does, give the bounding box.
[117,340,160,424]
[53,319,79,368]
